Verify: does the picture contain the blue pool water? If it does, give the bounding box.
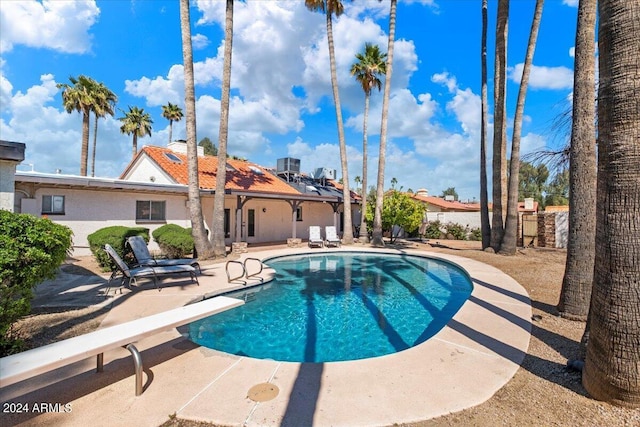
[189,252,472,362]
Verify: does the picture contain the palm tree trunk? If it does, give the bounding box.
[212,0,234,258]
[480,0,491,250]
[359,92,370,243]
[582,0,640,407]
[490,0,509,251]
[169,119,174,145]
[132,133,138,159]
[557,0,597,321]
[325,10,353,244]
[372,0,397,247]
[180,0,213,259]
[80,111,90,176]
[91,112,98,177]
[501,0,544,255]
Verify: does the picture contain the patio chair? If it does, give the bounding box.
[127,235,201,274]
[103,244,198,295]
[325,226,341,247]
[308,226,324,248]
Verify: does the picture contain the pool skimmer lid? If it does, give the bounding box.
[247,383,279,402]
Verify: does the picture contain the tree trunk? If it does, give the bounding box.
[557,0,597,321]
[582,0,640,407]
[180,0,213,259]
[359,92,370,243]
[91,113,98,177]
[501,0,544,255]
[131,133,138,159]
[480,0,491,250]
[325,10,353,244]
[372,0,397,247]
[169,119,174,145]
[490,0,509,251]
[80,111,90,176]
[212,0,234,258]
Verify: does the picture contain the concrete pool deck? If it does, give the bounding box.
[0,246,531,427]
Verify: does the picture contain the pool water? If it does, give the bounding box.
[189,252,472,362]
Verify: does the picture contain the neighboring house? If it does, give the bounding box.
[13,141,358,256]
[0,140,26,212]
[411,188,483,230]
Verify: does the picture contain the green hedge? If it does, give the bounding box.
[87,226,149,270]
[153,224,194,258]
[0,211,72,355]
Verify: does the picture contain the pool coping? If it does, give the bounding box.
[0,246,531,427]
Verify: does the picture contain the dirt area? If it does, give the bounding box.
[13,241,640,427]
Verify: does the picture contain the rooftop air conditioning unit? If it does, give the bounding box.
[444,195,455,202]
[276,157,301,174]
[313,167,336,180]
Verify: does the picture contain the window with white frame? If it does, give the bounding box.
[42,195,65,215]
[136,200,166,222]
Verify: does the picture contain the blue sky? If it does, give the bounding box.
[1,0,579,201]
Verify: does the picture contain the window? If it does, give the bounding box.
[136,200,166,222]
[296,207,303,222]
[224,209,231,238]
[42,195,65,215]
[247,209,255,237]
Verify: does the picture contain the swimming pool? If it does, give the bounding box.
[189,252,473,362]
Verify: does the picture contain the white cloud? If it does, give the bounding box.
[0,0,100,54]
[569,47,575,58]
[562,0,579,7]
[509,64,573,90]
[191,34,210,50]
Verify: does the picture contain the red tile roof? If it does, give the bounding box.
[129,146,301,195]
[411,193,481,211]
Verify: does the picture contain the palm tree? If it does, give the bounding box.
[371,0,397,247]
[500,0,544,255]
[179,0,213,259]
[305,0,354,244]
[162,102,184,145]
[490,0,509,250]
[557,0,597,321]
[582,0,640,406]
[350,42,386,244]
[480,0,491,250]
[212,0,234,258]
[57,75,96,176]
[118,106,153,159]
[90,82,117,177]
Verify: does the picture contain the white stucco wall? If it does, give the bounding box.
[0,160,17,212]
[554,211,569,248]
[425,211,482,230]
[122,156,174,184]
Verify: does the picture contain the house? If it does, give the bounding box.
[0,140,26,212]
[13,141,358,256]
[411,188,483,230]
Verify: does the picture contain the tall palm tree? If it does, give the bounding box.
[371,0,397,247]
[179,0,213,259]
[490,0,509,251]
[480,0,491,250]
[118,106,153,159]
[57,75,96,176]
[90,82,117,177]
[500,0,544,255]
[305,0,354,244]
[582,0,640,406]
[557,0,597,321]
[350,42,386,244]
[162,102,184,145]
[212,0,234,258]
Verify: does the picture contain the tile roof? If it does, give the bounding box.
[133,146,301,195]
[411,193,481,211]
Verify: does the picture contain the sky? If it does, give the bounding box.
[0,0,580,201]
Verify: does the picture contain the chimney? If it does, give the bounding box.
[168,140,204,157]
[524,198,534,210]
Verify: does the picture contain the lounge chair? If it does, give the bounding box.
[325,226,341,247]
[127,235,200,273]
[308,226,324,248]
[103,244,198,294]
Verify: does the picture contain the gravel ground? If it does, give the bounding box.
[12,242,640,427]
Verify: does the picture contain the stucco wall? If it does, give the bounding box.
[0,160,17,212]
[425,211,481,230]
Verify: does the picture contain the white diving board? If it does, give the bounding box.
[0,296,243,395]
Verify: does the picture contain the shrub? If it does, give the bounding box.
[445,222,468,240]
[153,224,194,258]
[469,227,482,241]
[422,220,444,239]
[87,226,148,270]
[0,211,72,355]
